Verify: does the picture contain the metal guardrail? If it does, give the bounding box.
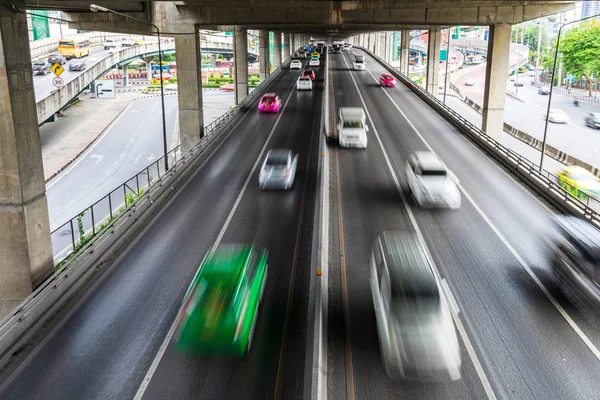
[358,46,600,227]
[51,60,291,266]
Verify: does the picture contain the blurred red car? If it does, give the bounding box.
[258,94,282,113]
[302,69,316,81]
[380,73,397,87]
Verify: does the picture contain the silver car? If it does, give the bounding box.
[259,150,298,190]
[370,231,461,381]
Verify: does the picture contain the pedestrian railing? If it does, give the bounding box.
[51,59,291,267]
[359,46,600,227]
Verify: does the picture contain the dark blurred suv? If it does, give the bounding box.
[585,112,600,129]
[32,61,51,75]
[69,59,87,71]
[552,215,600,317]
[48,53,67,65]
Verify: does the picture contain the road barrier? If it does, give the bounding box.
[360,46,600,227]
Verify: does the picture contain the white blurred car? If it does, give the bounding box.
[370,232,462,380]
[406,151,461,209]
[290,60,302,70]
[546,109,569,124]
[121,38,135,47]
[309,58,320,67]
[103,39,118,50]
[297,76,313,90]
[259,150,298,190]
[464,78,474,86]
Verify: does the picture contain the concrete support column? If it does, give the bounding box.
[385,32,394,64]
[273,31,282,68]
[258,29,269,81]
[234,26,249,104]
[0,4,53,317]
[370,33,377,53]
[400,30,410,75]
[482,24,511,141]
[426,27,442,96]
[283,32,290,59]
[122,62,130,86]
[175,29,204,151]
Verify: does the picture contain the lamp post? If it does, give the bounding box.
[540,12,600,172]
[90,4,169,172]
[443,26,452,104]
[534,20,542,85]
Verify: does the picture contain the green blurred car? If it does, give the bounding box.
[174,245,268,356]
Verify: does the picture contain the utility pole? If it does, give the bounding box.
[534,19,542,84]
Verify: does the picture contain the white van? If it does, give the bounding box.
[354,54,365,70]
[338,107,368,148]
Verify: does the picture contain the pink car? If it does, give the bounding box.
[380,73,397,87]
[258,94,282,113]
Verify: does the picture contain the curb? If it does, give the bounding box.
[44,96,138,183]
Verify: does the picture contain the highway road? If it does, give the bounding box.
[326,49,600,399]
[452,66,600,169]
[33,47,114,101]
[0,59,320,399]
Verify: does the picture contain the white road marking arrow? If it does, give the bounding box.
[146,153,156,162]
[90,154,104,164]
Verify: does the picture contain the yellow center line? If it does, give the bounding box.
[331,55,355,400]
[273,82,319,400]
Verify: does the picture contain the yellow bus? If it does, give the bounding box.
[58,38,91,59]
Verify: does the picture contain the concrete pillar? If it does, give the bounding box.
[141,55,154,81]
[274,31,282,68]
[258,29,269,81]
[482,24,511,141]
[175,29,204,151]
[234,26,249,104]
[283,32,290,59]
[0,3,53,317]
[370,33,377,53]
[400,30,410,75]
[386,32,394,64]
[426,27,442,96]
[122,62,130,86]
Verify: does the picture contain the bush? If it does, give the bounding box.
[168,77,177,84]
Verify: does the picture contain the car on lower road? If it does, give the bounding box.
[380,73,397,87]
[258,94,282,113]
[173,244,268,357]
[297,76,313,91]
[290,60,303,70]
[557,166,600,201]
[585,112,600,129]
[406,151,461,209]
[48,53,67,65]
[545,109,569,124]
[121,38,135,47]
[69,59,87,71]
[259,149,298,190]
[32,61,51,75]
[538,86,550,95]
[464,78,475,86]
[104,39,118,50]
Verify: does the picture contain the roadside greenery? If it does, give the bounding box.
[558,20,600,96]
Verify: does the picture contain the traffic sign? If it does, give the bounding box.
[51,62,64,77]
[567,74,575,83]
[52,76,64,88]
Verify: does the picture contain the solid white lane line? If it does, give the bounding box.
[340,53,497,400]
[361,57,600,362]
[134,77,299,400]
[441,278,461,315]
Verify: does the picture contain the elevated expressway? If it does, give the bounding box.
[1,47,600,400]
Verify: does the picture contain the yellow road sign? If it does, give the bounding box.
[51,63,64,77]
[151,78,160,85]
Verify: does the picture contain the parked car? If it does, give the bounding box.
[104,39,118,50]
[173,245,268,356]
[370,231,462,380]
[259,149,298,190]
[538,86,550,95]
[297,76,313,91]
[545,109,569,124]
[290,60,303,70]
[258,93,282,113]
[552,216,600,318]
[585,112,600,129]
[380,73,397,87]
[68,59,87,71]
[405,151,461,209]
[121,38,135,47]
[32,61,51,75]
[47,53,67,65]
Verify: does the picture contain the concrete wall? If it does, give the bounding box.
[36,41,175,124]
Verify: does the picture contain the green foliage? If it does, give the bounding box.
[511,23,548,53]
[168,77,178,84]
[75,213,91,251]
[559,20,600,95]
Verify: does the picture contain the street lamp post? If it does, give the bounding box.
[443,26,452,104]
[534,20,542,85]
[90,4,169,172]
[540,12,600,172]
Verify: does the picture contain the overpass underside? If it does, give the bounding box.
[0,0,574,315]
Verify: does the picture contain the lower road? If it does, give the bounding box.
[0,59,321,399]
[326,48,600,399]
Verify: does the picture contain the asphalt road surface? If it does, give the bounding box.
[0,59,320,400]
[325,48,600,400]
[452,66,600,168]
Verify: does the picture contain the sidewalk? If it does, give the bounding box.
[40,89,234,182]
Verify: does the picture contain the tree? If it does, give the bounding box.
[559,20,600,96]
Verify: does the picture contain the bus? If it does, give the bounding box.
[58,37,91,59]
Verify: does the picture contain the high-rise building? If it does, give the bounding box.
[581,1,600,18]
